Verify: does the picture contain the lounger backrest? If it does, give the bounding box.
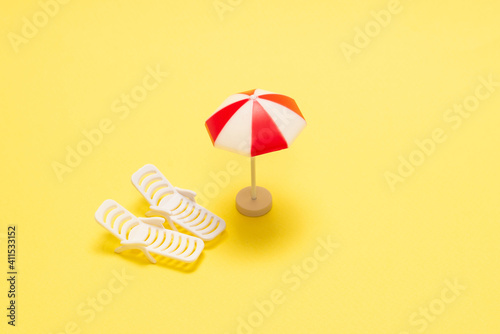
[95,199,141,240]
[131,164,178,207]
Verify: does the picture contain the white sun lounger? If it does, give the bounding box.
[131,164,226,241]
[95,199,204,263]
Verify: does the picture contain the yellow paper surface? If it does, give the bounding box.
[1,0,499,333]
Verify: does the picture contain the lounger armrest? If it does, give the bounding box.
[120,240,148,247]
[175,187,197,201]
[148,206,173,217]
[138,217,165,227]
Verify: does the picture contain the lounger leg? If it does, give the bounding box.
[115,242,157,264]
[165,220,177,231]
[140,249,156,264]
[115,245,131,254]
[147,207,178,231]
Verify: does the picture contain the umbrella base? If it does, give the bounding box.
[236,186,272,217]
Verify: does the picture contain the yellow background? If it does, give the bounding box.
[1,0,499,333]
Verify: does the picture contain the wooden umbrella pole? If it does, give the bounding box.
[251,157,257,200]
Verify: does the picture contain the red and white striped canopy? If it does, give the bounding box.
[205,89,306,157]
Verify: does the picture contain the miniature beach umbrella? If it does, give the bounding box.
[205,89,306,217]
